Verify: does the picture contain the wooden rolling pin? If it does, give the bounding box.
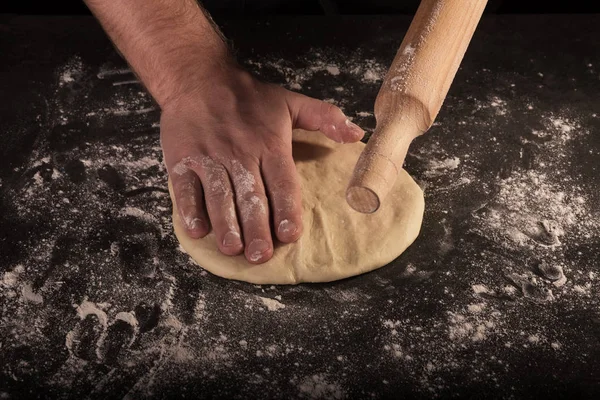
[346,0,488,213]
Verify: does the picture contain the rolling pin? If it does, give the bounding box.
[346,0,488,213]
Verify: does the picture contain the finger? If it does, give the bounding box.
[191,157,244,256]
[286,93,365,143]
[230,159,274,264]
[262,153,303,243]
[170,168,209,239]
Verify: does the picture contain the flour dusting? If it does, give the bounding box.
[259,296,286,311]
[296,374,345,399]
[2,30,599,399]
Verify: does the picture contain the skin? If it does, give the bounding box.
[85,0,365,264]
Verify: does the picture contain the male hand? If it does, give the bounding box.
[161,63,364,263]
[84,0,364,263]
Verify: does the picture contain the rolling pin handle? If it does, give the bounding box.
[346,0,488,213]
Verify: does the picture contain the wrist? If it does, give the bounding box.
[85,0,237,109]
[153,42,236,108]
[160,59,256,114]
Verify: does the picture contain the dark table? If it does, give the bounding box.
[1,13,599,400]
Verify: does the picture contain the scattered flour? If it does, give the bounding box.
[246,52,385,98]
[472,169,589,250]
[2,42,598,400]
[258,296,286,311]
[325,65,340,76]
[424,157,460,178]
[297,374,345,399]
[21,284,43,304]
[58,56,83,86]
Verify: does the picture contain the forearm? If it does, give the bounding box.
[85,0,231,107]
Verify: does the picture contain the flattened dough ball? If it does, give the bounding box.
[169,130,424,285]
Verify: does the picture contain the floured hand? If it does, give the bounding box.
[160,64,364,264]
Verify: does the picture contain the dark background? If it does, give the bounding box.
[3,0,600,16]
[2,1,600,398]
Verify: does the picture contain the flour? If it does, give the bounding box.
[362,68,382,82]
[549,117,577,137]
[245,52,385,118]
[112,79,140,86]
[231,160,256,195]
[258,296,285,311]
[172,160,189,175]
[278,219,294,234]
[403,44,416,56]
[325,65,340,76]
[471,284,489,294]
[75,300,109,326]
[21,284,44,304]
[112,106,156,117]
[371,66,599,394]
[33,171,43,185]
[58,56,83,86]
[1,54,187,390]
[473,169,586,250]
[2,270,20,287]
[3,37,599,399]
[119,207,159,224]
[193,294,206,321]
[448,310,500,342]
[296,374,345,399]
[489,96,508,115]
[97,67,132,79]
[122,156,162,170]
[423,156,460,177]
[51,168,62,179]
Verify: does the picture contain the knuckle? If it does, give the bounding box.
[238,192,269,224]
[240,191,268,204]
[271,177,297,194]
[320,100,336,117]
[264,136,287,154]
[175,179,198,197]
[204,183,232,203]
[203,190,223,204]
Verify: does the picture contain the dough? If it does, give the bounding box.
[170,130,424,285]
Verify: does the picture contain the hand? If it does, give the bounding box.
[161,63,364,264]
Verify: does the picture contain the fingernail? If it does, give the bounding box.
[278,219,298,236]
[223,231,241,247]
[345,118,363,133]
[247,239,270,262]
[185,216,204,231]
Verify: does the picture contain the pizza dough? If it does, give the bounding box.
[170,130,424,285]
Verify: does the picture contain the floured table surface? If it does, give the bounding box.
[1,14,600,399]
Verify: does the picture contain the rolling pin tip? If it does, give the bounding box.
[346,186,380,214]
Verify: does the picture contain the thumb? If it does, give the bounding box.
[287,92,365,143]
